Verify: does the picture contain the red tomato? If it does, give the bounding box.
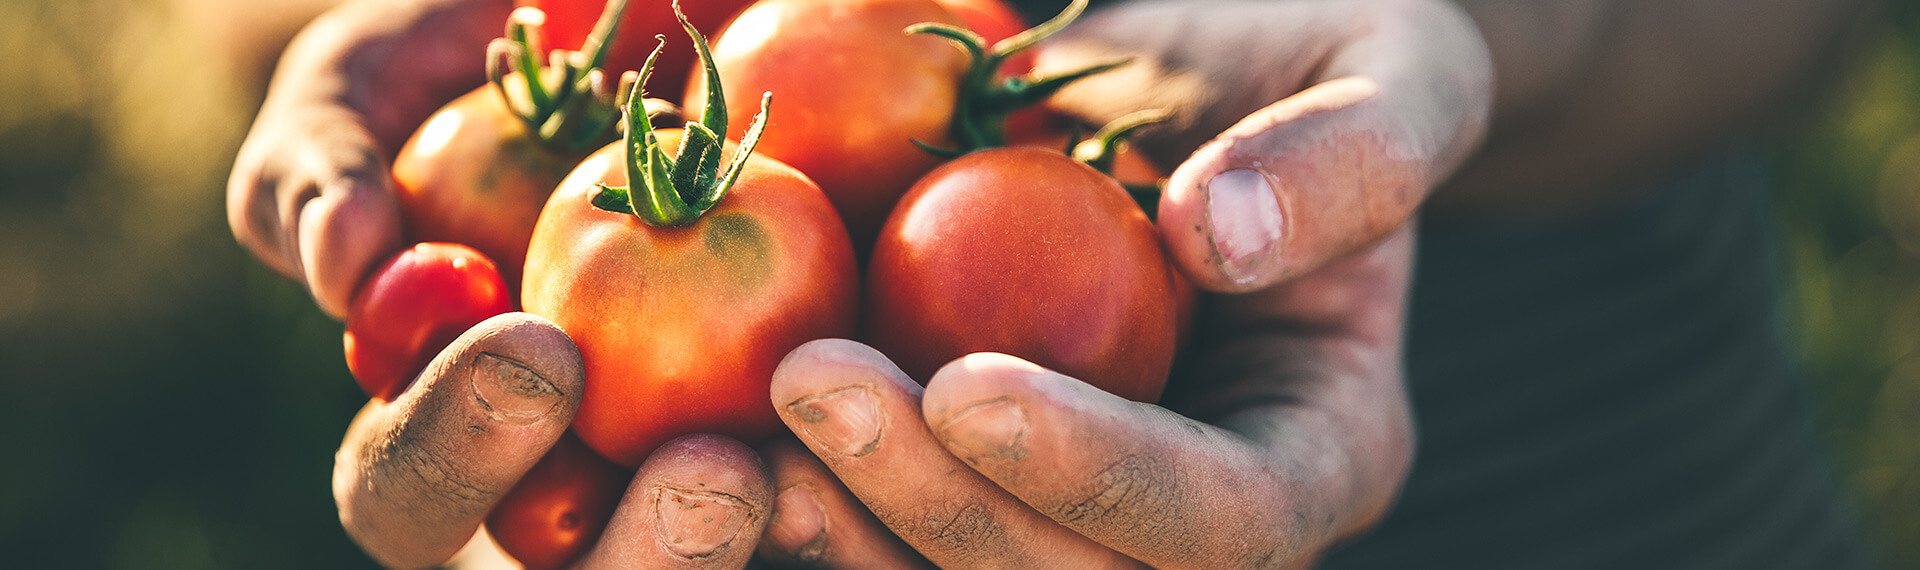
[487,434,631,570]
[393,87,585,294]
[343,243,512,401]
[692,0,968,250]
[524,0,753,101]
[864,147,1180,402]
[522,130,858,467]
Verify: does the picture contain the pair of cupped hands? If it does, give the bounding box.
[229,0,1490,567]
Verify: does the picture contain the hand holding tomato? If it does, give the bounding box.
[744,0,1492,566]
[756,223,1415,567]
[331,312,778,569]
[228,0,515,318]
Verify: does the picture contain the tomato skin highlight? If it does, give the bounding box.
[865,147,1181,402]
[486,434,630,570]
[522,130,859,467]
[693,0,969,249]
[393,87,587,294]
[343,243,513,401]
[521,0,754,100]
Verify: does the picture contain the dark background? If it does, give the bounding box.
[0,0,1914,568]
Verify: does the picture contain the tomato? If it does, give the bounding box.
[692,0,968,249]
[343,243,512,401]
[487,433,631,570]
[395,5,634,294]
[523,0,753,100]
[524,130,856,466]
[393,88,585,293]
[526,17,858,465]
[864,147,1181,402]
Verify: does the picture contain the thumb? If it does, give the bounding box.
[1157,75,1462,292]
[1064,0,1491,293]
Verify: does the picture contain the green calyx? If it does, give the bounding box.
[1062,109,1172,219]
[591,3,771,228]
[486,0,630,154]
[908,0,1130,156]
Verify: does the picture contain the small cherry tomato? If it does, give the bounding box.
[343,242,512,401]
[487,434,631,570]
[864,147,1181,402]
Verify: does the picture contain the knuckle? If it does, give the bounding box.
[1050,454,1201,558]
[369,428,497,525]
[871,493,1009,557]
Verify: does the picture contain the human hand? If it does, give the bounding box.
[333,312,778,569]
[227,0,508,318]
[754,225,1416,568]
[1034,0,1491,293]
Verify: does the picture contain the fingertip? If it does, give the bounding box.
[771,338,919,409]
[300,174,403,319]
[584,434,774,568]
[920,352,1058,423]
[1160,157,1289,294]
[333,314,584,569]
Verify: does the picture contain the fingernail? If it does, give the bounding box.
[470,352,562,424]
[786,386,883,458]
[766,486,828,561]
[1205,168,1284,284]
[939,398,1028,464]
[655,487,751,559]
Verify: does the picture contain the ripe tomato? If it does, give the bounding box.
[864,147,1181,402]
[393,87,586,294]
[692,0,968,249]
[522,128,857,466]
[487,433,631,570]
[523,0,753,100]
[343,243,512,401]
[395,4,634,295]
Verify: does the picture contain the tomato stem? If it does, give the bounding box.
[1072,109,1170,175]
[910,0,1129,155]
[592,2,771,227]
[487,0,631,155]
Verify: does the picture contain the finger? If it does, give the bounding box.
[577,434,775,569]
[920,351,1410,569]
[334,312,584,569]
[1040,0,1489,292]
[770,339,1140,568]
[228,106,404,319]
[297,165,403,318]
[756,437,931,568]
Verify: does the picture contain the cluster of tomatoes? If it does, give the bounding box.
[337,0,1192,567]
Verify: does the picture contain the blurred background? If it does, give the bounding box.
[0,0,1914,568]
